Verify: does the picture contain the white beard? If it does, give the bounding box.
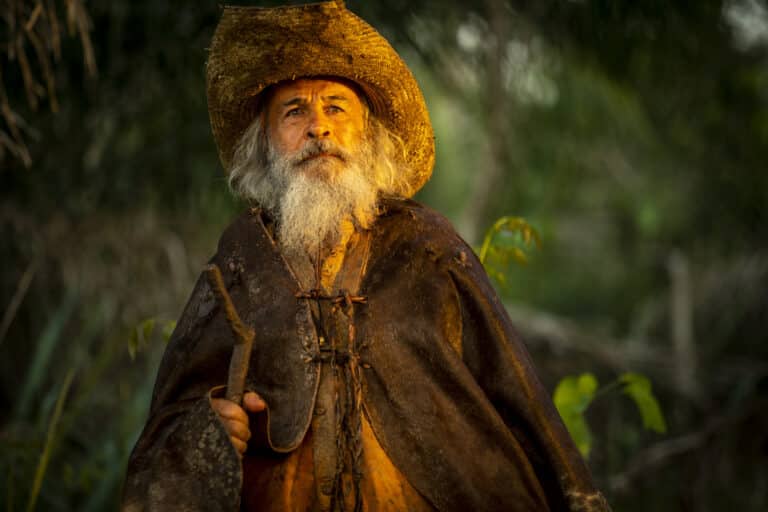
[242,137,379,256]
[228,115,411,257]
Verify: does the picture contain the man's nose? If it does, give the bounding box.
[306,111,331,139]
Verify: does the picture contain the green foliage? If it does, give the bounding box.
[26,369,75,512]
[553,373,598,457]
[477,216,541,286]
[554,372,667,458]
[481,213,668,460]
[127,318,176,360]
[0,288,160,511]
[619,373,667,434]
[127,318,155,361]
[162,320,178,343]
[15,292,79,421]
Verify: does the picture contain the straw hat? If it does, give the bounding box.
[206,0,435,195]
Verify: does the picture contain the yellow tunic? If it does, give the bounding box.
[241,220,435,511]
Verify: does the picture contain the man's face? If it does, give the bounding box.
[265,78,367,178]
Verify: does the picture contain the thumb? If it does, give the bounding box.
[243,391,267,413]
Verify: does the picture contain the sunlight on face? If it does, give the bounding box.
[265,79,367,178]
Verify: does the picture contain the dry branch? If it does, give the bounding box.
[204,264,255,405]
[25,24,59,112]
[1,0,96,167]
[24,2,43,32]
[506,304,768,394]
[47,0,62,60]
[0,75,33,167]
[0,256,39,348]
[66,0,96,77]
[608,399,766,494]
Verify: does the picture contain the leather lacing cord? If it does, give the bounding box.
[297,289,368,512]
[296,289,367,307]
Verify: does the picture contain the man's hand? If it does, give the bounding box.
[211,391,267,456]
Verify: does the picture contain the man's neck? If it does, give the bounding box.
[319,218,357,292]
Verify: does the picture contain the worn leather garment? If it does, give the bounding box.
[121,198,610,512]
[239,219,434,511]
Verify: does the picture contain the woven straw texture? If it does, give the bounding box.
[206,1,435,195]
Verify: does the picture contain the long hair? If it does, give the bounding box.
[227,111,412,254]
[228,113,413,204]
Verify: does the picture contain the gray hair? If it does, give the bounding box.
[227,110,413,255]
[227,112,413,205]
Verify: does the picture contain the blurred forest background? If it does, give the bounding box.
[1,0,767,510]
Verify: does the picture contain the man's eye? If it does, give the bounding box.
[326,105,344,114]
[286,108,303,117]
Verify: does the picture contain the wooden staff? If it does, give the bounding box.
[204,263,255,405]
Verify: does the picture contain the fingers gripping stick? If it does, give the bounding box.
[204,264,255,405]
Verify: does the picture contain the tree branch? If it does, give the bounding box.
[506,304,768,390]
[204,264,255,405]
[608,399,767,494]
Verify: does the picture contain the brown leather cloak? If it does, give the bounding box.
[121,198,609,511]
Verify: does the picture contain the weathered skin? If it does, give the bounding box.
[121,198,610,512]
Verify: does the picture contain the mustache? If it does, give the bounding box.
[290,139,351,166]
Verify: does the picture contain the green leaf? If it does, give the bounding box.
[553,373,599,457]
[162,320,177,343]
[128,318,158,359]
[486,268,507,286]
[127,328,138,361]
[487,245,502,259]
[620,372,667,433]
[140,318,156,345]
[27,369,76,512]
[478,216,541,267]
[511,247,528,265]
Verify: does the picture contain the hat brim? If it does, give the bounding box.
[206,2,435,196]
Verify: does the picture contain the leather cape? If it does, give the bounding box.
[121,198,609,511]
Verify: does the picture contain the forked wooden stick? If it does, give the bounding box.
[204,263,255,405]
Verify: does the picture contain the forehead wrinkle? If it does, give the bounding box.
[280,97,307,107]
[323,94,351,102]
[280,95,351,107]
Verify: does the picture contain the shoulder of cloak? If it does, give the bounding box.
[372,197,487,287]
[375,197,470,253]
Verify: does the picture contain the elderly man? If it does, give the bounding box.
[122,2,609,511]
